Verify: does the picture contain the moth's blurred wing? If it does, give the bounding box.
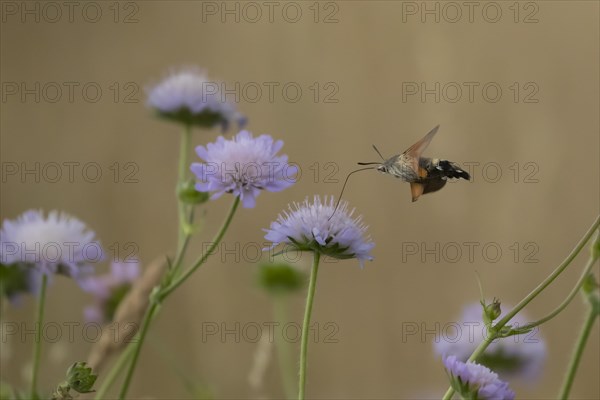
[403,125,440,173]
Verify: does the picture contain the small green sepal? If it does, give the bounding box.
[178,180,210,205]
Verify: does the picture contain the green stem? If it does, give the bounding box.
[177,124,193,253]
[520,255,598,330]
[95,219,193,400]
[495,216,599,329]
[30,273,48,399]
[169,214,193,285]
[273,295,296,400]
[118,302,160,399]
[559,307,597,399]
[159,197,240,300]
[442,216,599,400]
[118,197,240,399]
[94,341,135,400]
[298,252,321,400]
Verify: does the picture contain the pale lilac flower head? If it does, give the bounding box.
[191,130,297,208]
[443,355,515,400]
[146,67,245,130]
[81,261,140,323]
[434,303,546,380]
[264,196,374,267]
[0,210,102,280]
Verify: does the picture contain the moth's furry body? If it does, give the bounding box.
[364,125,470,202]
[329,125,471,218]
[378,154,420,181]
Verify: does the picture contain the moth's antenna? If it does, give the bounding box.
[372,145,385,160]
[328,166,375,220]
[356,145,384,165]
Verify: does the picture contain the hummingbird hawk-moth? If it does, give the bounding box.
[330,125,470,218]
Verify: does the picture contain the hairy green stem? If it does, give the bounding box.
[30,273,48,399]
[521,255,598,330]
[442,216,599,400]
[118,197,240,399]
[94,341,135,400]
[177,124,192,253]
[99,209,194,398]
[559,307,597,399]
[118,302,160,399]
[298,252,321,400]
[496,216,599,328]
[159,197,240,299]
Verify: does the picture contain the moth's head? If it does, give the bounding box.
[377,165,387,173]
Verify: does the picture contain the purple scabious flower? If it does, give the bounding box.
[434,303,546,381]
[80,261,140,323]
[146,67,246,130]
[443,355,515,400]
[0,210,102,281]
[191,130,297,208]
[264,196,374,267]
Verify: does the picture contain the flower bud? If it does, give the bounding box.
[178,180,210,205]
[65,362,97,394]
[258,262,305,294]
[483,298,502,325]
[582,274,600,315]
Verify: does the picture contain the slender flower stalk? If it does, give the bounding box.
[442,215,599,400]
[159,197,240,300]
[97,213,193,397]
[114,127,293,398]
[118,197,240,399]
[495,217,599,329]
[435,303,546,380]
[519,254,598,331]
[298,252,320,400]
[559,306,597,399]
[1,210,101,397]
[94,344,135,400]
[264,196,373,399]
[117,298,160,399]
[177,124,193,251]
[258,260,304,399]
[30,274,48,399]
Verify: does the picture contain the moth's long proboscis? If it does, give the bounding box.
[328,166,376,220]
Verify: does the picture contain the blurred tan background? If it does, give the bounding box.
[1,1,599,399]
